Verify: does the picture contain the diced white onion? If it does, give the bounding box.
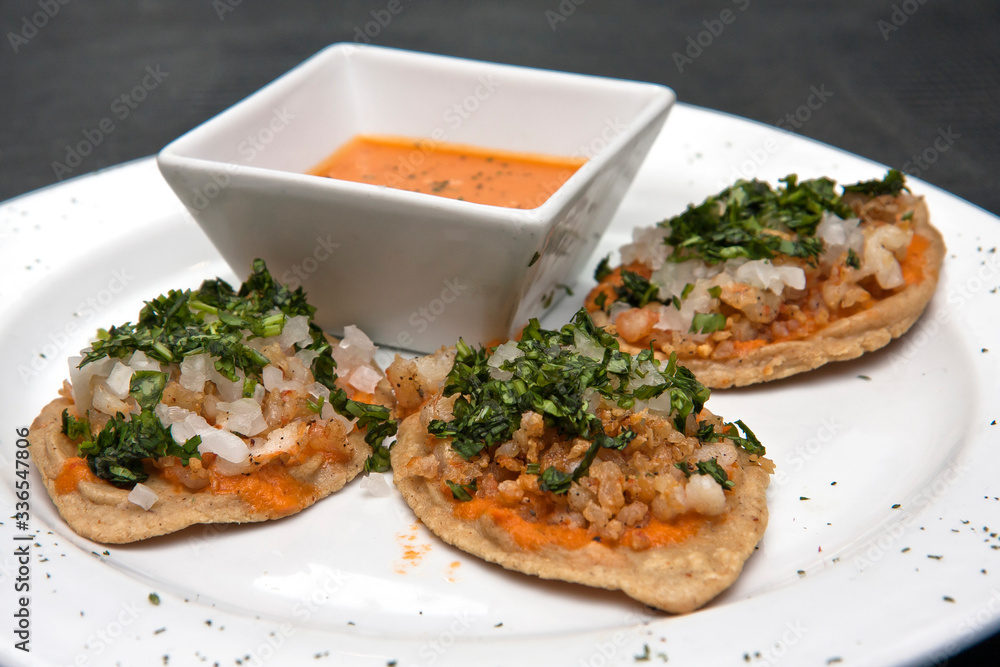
[154,402,192,426]
[620,225,672,270]
[341,325,376,357]
[817,212,865,269]
[647,393,674,416]
[179,353,210,393]
[332,325,377,372]
[216,398,268,436]
[127,350,161,372]
[262,364,304,393]
[295,348,321,368]
[127,483,158,511]
[734,259,806,294]
[348,365,383,394]
[864,225,912,289]
[208,364,246,402]
[196,425,251,463]
[572,329,605,362]
[247,423,303,460]
[69,356,114,412]
[360,472,391,498]
[169,412,249,463]
[92,381,135,417]
[105,362,135,399]
[306,381,330,400]
[278,315,312,350]
[487,341,522,380]
[627,360,665,392]
[684,474,727,515]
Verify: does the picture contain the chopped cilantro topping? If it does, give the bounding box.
[656,171,905,266]
[73,410,202,487]
[689,312,726,334]
[594,255,613,282]
[66,259,396,484]
[445,479,477,501]
[846,248,861,269]
[616,271,666,308]
[675,457,734,490]
[61,410,91,441]
[428,310,726,494]
[842,169,908,197]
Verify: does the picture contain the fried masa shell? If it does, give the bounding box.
[28,376,393,545]
[601,196,946,388]
[390,357,771,614]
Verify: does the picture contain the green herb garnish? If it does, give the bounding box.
[674,457,734,490]
[689,312,726,334]
[616,271,666,308]
[428,309,713,494]
[445,479,477,501]
[74,410,202,487]
[657,171,910,267]
[69,259,396,484]
[842,169,908,197]
[61,410,91,441]
[846,248,861,269]
[594,254,613,282]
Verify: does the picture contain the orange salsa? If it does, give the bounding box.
[307,134,586,209]
[453,496,706,551]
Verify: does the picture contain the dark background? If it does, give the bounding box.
[1,1,998,664]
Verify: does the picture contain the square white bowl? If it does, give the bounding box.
[157,44,674,352]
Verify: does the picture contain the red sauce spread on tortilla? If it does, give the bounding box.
[307,135,586,209]
[209,460,316,517]
[452,496,704,551]
[55,457,99,494]
[901,233,930,286]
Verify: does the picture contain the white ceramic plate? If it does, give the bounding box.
[2,104,999,667]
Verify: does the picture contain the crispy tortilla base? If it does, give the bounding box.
[392,409,770,613]
[618,198,946,388]
[28,378,393,544]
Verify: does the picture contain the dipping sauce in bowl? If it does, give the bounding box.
[307,135,587,209]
